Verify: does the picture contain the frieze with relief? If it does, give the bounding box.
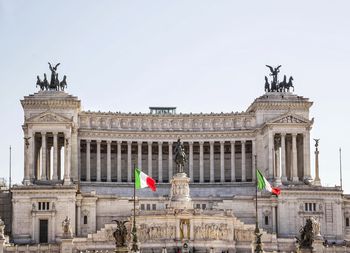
[78,113,255,132]
[194,223,232,241]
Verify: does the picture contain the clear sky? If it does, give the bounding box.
[0,0,349,192]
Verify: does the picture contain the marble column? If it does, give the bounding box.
[292,133,298,182]
[96,140,101,182]
[64,136,71,185]
[137,141,142,169]
[281,133,287,182]
[268,132,274,179]
[274,136,281,185]
[231,141,235,182]
[117,141,122,182]
[314,140,321,186]
[252,140,256,181]
[209,141,214,183]
[168,141,173,178]
[220,141,225,182]
[241,140,246,182]
[148,141,152,177]
[199,141,204,183]
[30,132,36,181]
[107,140,111,182]
[158,142,163,182]
[272,206,277,233]
[76,199,81,236]
[23,132,30,184]
[303,131,311,180]
[52,132,58,180]
[41,132,47,180]
[189,141,193,182]
[86,140,91,181]
[127,141,132,182]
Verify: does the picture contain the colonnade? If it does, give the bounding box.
[270,132,311,182]
[79,140,257,183]
[23,132,72,183]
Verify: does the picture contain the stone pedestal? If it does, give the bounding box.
[312,239,325,253]
[169,173,192,210]
[115,247,128,253]
[60,238,73,253]
[0,238,5,253]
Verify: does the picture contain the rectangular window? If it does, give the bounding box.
[196,204,201,209]
[313,203,316,212]
[152,204,156,210]
[305,203,308,211]
[146,204,150,210]
[83,215,88,225]
[264,216,269,225]
[38,202,42,210]
[305,203,316,212]
[141,204,145,210]
[346,217,349,227]
[202,204,206,209]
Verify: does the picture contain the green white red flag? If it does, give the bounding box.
[256,169,281,196]
[135,168,156,192]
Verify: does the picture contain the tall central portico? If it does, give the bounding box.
[9,64,348,252]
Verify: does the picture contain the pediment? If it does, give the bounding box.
[269,113,310,124]
[26,111,72,123]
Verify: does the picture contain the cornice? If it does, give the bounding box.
[78,129,257,140]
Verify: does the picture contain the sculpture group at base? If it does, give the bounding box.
[264,65,294,92]
[36,62,68,91]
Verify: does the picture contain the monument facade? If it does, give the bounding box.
[2,65,350,252]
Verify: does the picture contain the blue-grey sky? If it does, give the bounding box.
[0,1,349,192]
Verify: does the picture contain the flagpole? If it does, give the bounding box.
[254,154,264,253]
[131,163,139,252]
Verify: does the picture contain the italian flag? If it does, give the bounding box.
[256,169,281,196]
[135,168,157,192]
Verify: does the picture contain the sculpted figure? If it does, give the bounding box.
[174,138,187,173]
[48,62,60,87]
[43,73,49,90]
[62,216,72,238]
[295,218,315,249]
[112,220,128,247]
[266,65,282,92]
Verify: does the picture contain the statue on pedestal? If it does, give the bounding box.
[295,218,316,249]
[112,220,129,248]
[35,62,68,91]
[174,138,187,173]
[62,216,72,238]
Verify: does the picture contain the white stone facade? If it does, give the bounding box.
[4,90,350,252]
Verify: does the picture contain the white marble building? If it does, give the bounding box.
[4,87,350,252]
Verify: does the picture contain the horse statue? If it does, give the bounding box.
[36,74,49,90]
[278,75,287,92]
[112,220,129,248]
[174,138,187,173]
[264,76,270,92]
[59,75,68,91]
[284,76,294,92]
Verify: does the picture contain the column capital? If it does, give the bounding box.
[209,141,214,145]
[158,141,163,145]
[199,141,204,145]
[281,133,286,137]
[86,139,91,143]
[241,140,246,144]
[127,141,132,145]
[117,140,122,145]
[52,131,58,136]
[230,140,235,144]
[220,141,225,145]
[147,141,153,145]
[168,141,173,145]
[96,139,102,144]
[188,141,194,145]
[137,141,143,145]
[106,140,111,144]
[41,131,46,136]
[292,133,298,137]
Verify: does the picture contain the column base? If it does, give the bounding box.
[292,177,299,182]
[313,179,321,186]
[274,177,282,186]
[63,178,71,185]
[281,176,288,183]
[23,178,32,186]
